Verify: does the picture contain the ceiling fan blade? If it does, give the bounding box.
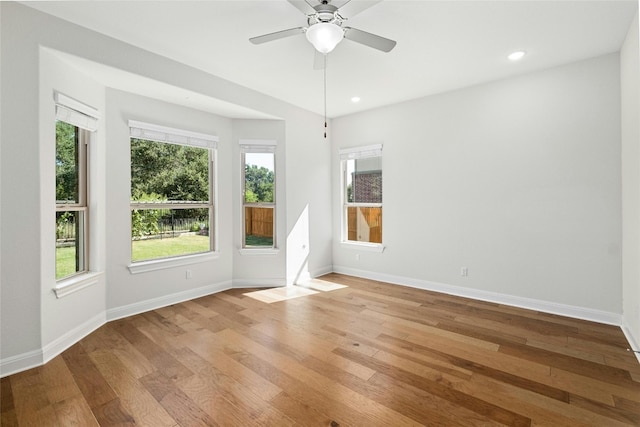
[343,27,396,52]
[335,0,382,19]
[249,27,306,45]
[313,50,327,70]
[287,0,316,15]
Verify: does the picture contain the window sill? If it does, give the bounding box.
[238,248,280,256]
[54,271,103,299]
[128,251,219,275]
[340,241,385,253]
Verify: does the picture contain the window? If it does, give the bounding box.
[241,140,276,248]
[56,122,89,279]
[340,144,383,245]
[55,93,99,281]
[129,121,217,263]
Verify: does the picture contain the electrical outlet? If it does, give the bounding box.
[355,254,360,261]
[186,269,192,279]
[461,267,468,277]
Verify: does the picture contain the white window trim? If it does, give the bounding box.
[55,91,100,132]
[129,120,218,149]
[238,139,278,153]
[340,241,385,252]
[238,248,280,256]
[128,251,219,274]
[339,143,382,160]
[340,144,384,248]
[129,121,218,266]
[54,271,103,299]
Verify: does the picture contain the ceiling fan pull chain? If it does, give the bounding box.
[324,54,327,139]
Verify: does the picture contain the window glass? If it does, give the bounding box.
[243,151,275,248]
[343,153,383,244]
[56,121,79,203]
[56,121,87,279]
[130,138,213,262]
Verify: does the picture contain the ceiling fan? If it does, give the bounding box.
[249,0,396,55]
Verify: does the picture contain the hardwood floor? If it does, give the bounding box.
[2,273,640,426]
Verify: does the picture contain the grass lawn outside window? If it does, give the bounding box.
[131,233,210,262]
[57,234,210,275]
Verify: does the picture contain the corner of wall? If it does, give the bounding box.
[621,8,640,361]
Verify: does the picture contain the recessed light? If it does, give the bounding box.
[508,51,526,61]
[351,96,361,103]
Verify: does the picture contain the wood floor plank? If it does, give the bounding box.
[3,273,639,426]
[458,373,604,427]
[220,328,420,426]
[89,349,176,427]
[61,343,118,410]
[140,371,218,427]
[499,342,637,387]
[52,395,99,426]
[362,307,502,350]
[8,368,60,426]
[82,324,156,379]
[232,346,421,426]
[334,346,532,426]
[301,352,491,426]
[0,376,16,415]
[376,333,570,403]
[110,318,193,382]
[91,397,136,426]
[178,328,284,401]
[549,367,640,405]
[1,377,20,427]
[40,355,84,405]
[268,391,333,426]
[172,345,293,425]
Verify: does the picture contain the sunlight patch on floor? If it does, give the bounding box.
[296,278,348,292]
[244,279,348,303]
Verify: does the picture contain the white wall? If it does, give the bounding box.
[232,119,287,286]
[285,112,334,284]
[0,2,333,375]
[38,49,107,359]
[621,10,640,353]
[104,89,235,317]
[332,54,623,319]
[1,2,45,370]
[0,0,4,368]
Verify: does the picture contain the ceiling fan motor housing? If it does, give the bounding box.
[308,2,344,26]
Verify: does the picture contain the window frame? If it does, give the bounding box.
[240,140,277,251]
[55,123,90,280]
[128,121,218,266]
[54,92,100,283]
[340,144,384,250]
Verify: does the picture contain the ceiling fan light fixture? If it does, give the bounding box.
[306,22,344,54]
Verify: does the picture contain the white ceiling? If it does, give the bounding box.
[23,0,638,118]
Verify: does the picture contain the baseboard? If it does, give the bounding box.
[332,265,623,326]
[42,312,106,364]
[232,278,286,288]
[106,280,232,321]
[621,321,640,364]
[310,264,334,280]
[0,349,43,378]
[2,313,107,378]
[2,280,233,378]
